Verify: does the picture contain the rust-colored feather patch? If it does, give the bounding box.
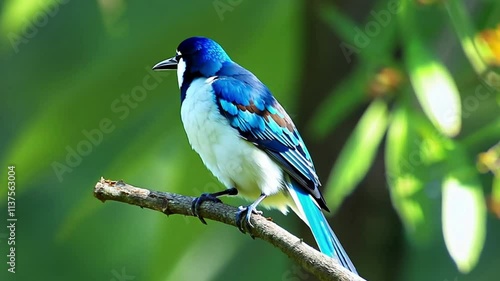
[236,101,294,132]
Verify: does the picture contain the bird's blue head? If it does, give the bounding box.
[152,37,231,88]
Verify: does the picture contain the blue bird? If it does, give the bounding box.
[153,36,358,274]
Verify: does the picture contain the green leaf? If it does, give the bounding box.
[493,173,500,204]
[442,173,486,273]
[320,2,398,63]
[320,4,358,48]
[385,103,426,241]
[325,99,389,212]
[385,101,450,244]
[308,66,369,138]
[491,174,500,218]
[462,117,500,147]
[445,0,489,75]
[406,37,462,137]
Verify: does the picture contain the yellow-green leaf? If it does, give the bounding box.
[445,0,489,75]
[406,37,462,137]
[385,103,428,242]
[325,99,389,212]
[491,174,500,218]
[442,175,486,273]
[493,174,500,204]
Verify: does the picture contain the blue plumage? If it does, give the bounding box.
[211,67,326,209]
[153,36,358,275]
[288,178,358,274]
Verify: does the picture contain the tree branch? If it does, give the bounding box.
[93,177,365,281]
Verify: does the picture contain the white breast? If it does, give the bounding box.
[180,77,290,212]
[176,58,186,88]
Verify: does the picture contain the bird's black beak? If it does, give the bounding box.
[152,56,178,70]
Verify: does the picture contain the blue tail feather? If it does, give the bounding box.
[288,179,358,274]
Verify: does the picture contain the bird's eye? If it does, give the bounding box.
[175,54,182,61]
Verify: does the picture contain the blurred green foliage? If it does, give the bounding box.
[315,0,500,278]
[0,0,499,281]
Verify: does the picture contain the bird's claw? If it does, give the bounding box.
[191,193,222,224]
[235,205,263,233]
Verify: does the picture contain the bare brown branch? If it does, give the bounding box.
[93,177,365,281]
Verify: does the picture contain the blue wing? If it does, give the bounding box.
[212,63,358,274]
[212,63,328,210]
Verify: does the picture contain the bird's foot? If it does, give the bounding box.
[192,193,221,224]
[235,194,267,233]
[191,188,238,224]
[235,205,263,233]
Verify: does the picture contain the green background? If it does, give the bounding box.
[1,0,499,280]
